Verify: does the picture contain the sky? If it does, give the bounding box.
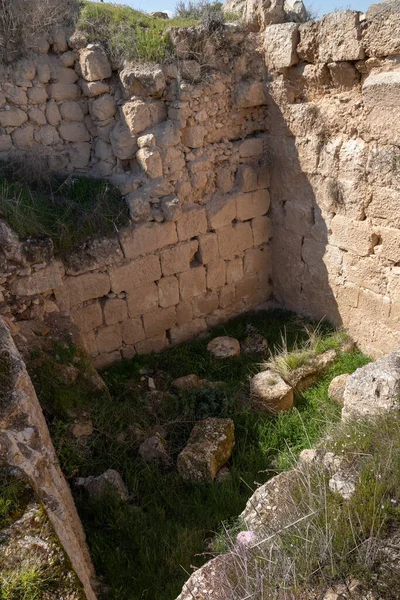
[97,0,374,18]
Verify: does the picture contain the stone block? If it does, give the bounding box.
[91,94,116,122]
[103,298,128,325]
[126,282,158,316]
[10,264,62,297]
[226,257,243,284]
[335,283,360,308]
[80,80,110,97]
[297,21,319,63]
[179,266,207,300]
[330,215,377,257]
[169,318,207,345]
[27,87,48,104]
[236,221,254,253]
[28,107,47,126]
[364,2,400,57]
[233,80,267,108]
[59,100,84,122]
[217,222,253,259]
[71,301,103,333]
[158,276,179,307]
[93,351,121,369]
[120,222,178,260]
[328,62,359,89]
[198,233,219,264]
[122,100,152,135]
[377,226,400,263]
[110,121,138,160]
[236,165,258,192]
[137,147,163,179]
[236,190,270,221]
[177,206,207,241]
[206,259,226,291]
[46,101,61,126]
[66,272,110,306]
[135,333,169,354]
[79,46,111,81]
[220,284,236,308]
[96,324,122,354]
[0,108,28,128]
[49,83,80,101]
[264,23,299,69]
[143,307,176,337]
[244,248,270,276]
[181,125,205,148]
[160,240,199,276]
[368,187,400,229]
[358,287,391,320]
[318,11,364,63]
[193,292,219,317]
[58,122,90,142]
[122,317,145,345]
[12,125,35,149]
[176,301,193,325]
[250,370,294,412]
[207,194,236,230]
[362,71,400,109]
[110,256,161,293]
[238,138,264,158]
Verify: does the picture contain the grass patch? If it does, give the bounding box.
[29,310,369,600]
[0,566,58,600]
[0,470,30,530]
[77,1,198,64]
[0,170,129,255]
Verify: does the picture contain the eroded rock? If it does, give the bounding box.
[250,369,294,412]
[207,336,241,359]
[75,468,129,501]
[328,373,350,407]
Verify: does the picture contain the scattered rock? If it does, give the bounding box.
[240,324,269,355]
[329,470,357,500]
[172,374,201,390]
[177,418,235,483]
[285,349,337,392]
[250,369,294,412]
[328,373,350,407]
[342,350,400,420]
[148,377,156,390]
[55,363,80,386]
[139,432,172,467]
[207,336,240,359]
[72,420,94,439]
[75,469,129,501]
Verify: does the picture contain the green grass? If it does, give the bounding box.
[77,1,199,64]
[0,470,30,530]
[0,172,129,255]
[29,310,370,600]
[0,567,58,600]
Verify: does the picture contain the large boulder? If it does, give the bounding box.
[342,350,400,420]
[242,0,306,31]
[79,44,111,82]
[177,418,235,482]
[364,0,400,57]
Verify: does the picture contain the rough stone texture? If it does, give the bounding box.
[318,11,364,63]
[79,45,111,81]
[207,336,241,358]
[328,373,350,407]
[264,23,299,69]
[75,469,129,501]
[342,350,400,420]
[250,369,294,412]
[0,318,97,600]
[177,418,235,482]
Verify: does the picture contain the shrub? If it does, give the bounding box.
[0,0,80,60]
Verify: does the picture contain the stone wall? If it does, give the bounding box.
[0,4,399,361]
[0,317,97,599]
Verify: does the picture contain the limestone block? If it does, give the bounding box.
[119,65,166,99]
[59,51,76,68]
[69,142,91,167]
[96,324,122,354]
[66,272,110,306]
[250,370,294,412]
[110,256,161,293]
[169,318,207,344]
[362,71,400,108]
[136,147,163,179]
[103,298,128,325]
[10,264,62,296]
[34,124,60,146]
[94,139,112,161]
[80,80,110,97]
[13,58,36,85]
[148,99,167,125]
[244,248,270,276]
[4,86,28,105]
[342,349,400,419]
[179,265,207,300]
[135,333,169,354]
[143,306,176,337]
[70,301,103,334]
[46,100,61,126]
[297,21,319,62]
[193,292,219,317]
[161,195,182,221]
[26,86,48,104]
[233,80,267,108]
[79,45,112,82]
[177,418,235,482]
[120,222,177,260]
[207,194,236,230]
[0,108,28,128]
[364,1,400,57]
[37,63,51,84]
[0,134,12,151]
[236,165,258,193]
[122,317,146,345]
[318,11,364,63]
[264,23,299,69]
[236,189,270,221]
[377,226,400,263]
[198,233,219,264]
[207,258,226,290]
[28,107,47,126]
[176,301,193,325]
[11,125,35,149]
[59,101,84,122]
[236,221,254,252]
[181,125,205,148]
[126,282,158,316]
[160,240,199,276]
[122,99,152,134]
[109,120,137,160]
[91,94,117,121]
[49,83,80,101]
[177,206,207,241]
[328,62,359,89]
[217,222,253,259]
[330,215,377,256]
[59,122,90,142]
[54,66,79,84]
[150,120,181,147]
[238,137,264,158]
[158,276,179,308]
[226,257,243,284]
[368,187,400,229]
[236,275,260,300]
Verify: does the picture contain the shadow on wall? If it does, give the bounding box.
[266,93,342,328]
